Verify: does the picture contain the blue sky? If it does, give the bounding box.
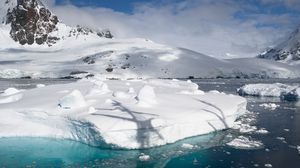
[50,0,300,58]
[55,0,151,13]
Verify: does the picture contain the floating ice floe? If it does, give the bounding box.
[238,83,300,101]
[259,103,280,110]
[0,78,247,149]
[255,128,269,134]
[226,136,264,149]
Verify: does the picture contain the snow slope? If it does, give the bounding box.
[0,78,247,149]
[0,36,300,79]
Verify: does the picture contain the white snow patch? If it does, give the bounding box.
[158,54,179,62]
[0,94,23,104]
[1,88,20,96]
[137,85,157,107]
[113,91,132,99]
[58,90,87,109]
[86,81,110,97]
[128,87,135,93]
[36,84,46,88]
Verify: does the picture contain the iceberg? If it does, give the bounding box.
[238,83,300,101]
[0,78,247,149]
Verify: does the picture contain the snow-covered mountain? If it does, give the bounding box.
[258,26,300,65]
[0,0,300,79]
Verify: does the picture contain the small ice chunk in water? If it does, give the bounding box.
[137,85,157,107]
[276,137,287,144]
[297,146,300,155]
[181,143,194,149]
[265,164,273,168]
[259,103,280,110]
[58,90,87,109]
[138,153,150,161]
[256,128,269,134]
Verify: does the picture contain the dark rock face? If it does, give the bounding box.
[3,0,113,46]
[69,25,113,39]
[258,47,300,61]
[258,28,300,62]
[6,0,59,45]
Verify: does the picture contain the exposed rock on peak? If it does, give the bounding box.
[5,0,59,45]
[258,27,300,63]
[1,0,113,46]
[69,25,113,39]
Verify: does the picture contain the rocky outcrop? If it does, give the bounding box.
[69,25,113,39]
[6,0,59,45]
[258,27,300,62]
[2,0,113,46]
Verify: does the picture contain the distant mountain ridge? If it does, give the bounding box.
[258,26,300,64]
[0,0,112,46]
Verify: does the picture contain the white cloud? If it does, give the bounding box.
[45,0,298,58]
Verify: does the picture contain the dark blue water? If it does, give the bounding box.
[0,79,299,168]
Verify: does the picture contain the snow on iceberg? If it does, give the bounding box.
[137,85,157,107]
[238,83,300,101]
[0,94,23,104]
[58,90,87,109]
[0,78,247,149]
[1,88,20,96]
[226,136,264,149]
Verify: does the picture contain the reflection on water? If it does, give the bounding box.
[0,132,231,167]
[0,78,299,167]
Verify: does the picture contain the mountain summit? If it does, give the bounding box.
[258,27,300,64]
[1,0,112,46]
